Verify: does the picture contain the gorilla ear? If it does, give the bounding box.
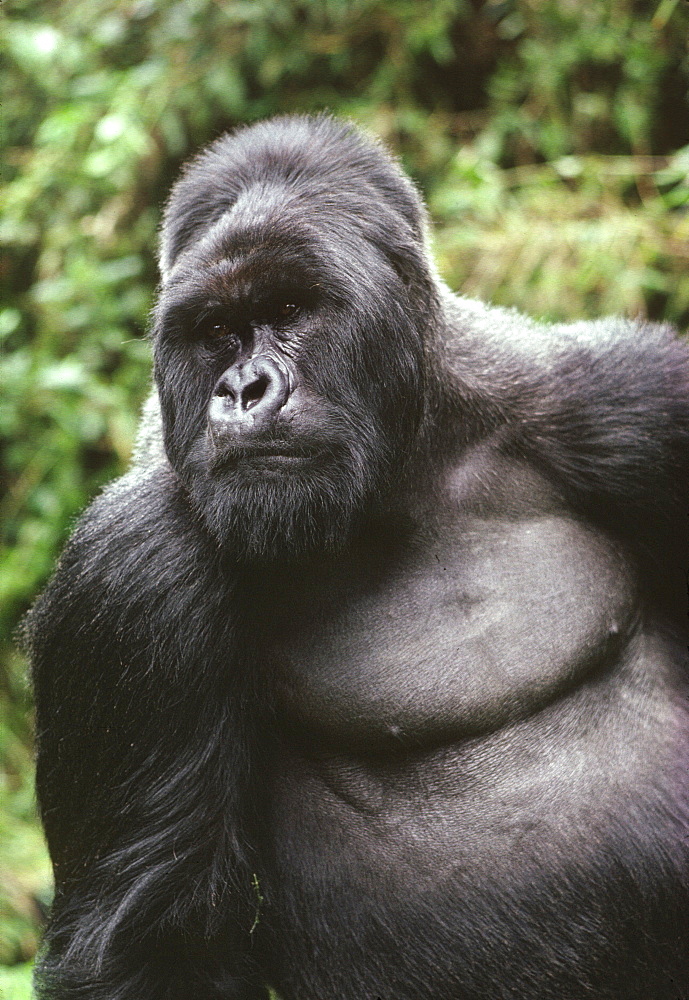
[383,234,439,307]
[387,245,427,288]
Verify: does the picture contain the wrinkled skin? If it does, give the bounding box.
[26,115,689,1000]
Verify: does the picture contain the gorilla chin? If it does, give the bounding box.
[183,437,380,560]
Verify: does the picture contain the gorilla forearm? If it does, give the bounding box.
[35,929,268,1000]
[28,474,259,993]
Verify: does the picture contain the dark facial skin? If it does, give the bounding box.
[25,115,689,1000]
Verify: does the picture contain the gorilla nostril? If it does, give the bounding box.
[209,356,290,433]
[215,382,235,400]
[242,374,269,411]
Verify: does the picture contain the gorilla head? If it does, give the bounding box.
[153,116,438,559]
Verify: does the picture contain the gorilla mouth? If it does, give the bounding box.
[240,451,315,468]
[210,444,321,472]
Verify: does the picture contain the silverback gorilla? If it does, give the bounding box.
[26,115,689,999]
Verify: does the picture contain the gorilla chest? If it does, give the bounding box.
[267,516,634,743]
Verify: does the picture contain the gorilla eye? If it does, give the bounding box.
[204,323,239,348]
[278,302,300,320]
[208,323,230,339]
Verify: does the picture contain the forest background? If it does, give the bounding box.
[2,1,688,995]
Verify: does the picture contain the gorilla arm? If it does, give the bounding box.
[25,467,264,999]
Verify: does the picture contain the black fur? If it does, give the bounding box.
[25,115,689,999]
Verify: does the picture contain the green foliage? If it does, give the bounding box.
[485,0,689,163]
[1,653,51,966]
[0,962,34,1000]
[1,0,687,977]
[432,147,689,321]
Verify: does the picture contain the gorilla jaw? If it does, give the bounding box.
[183,434,384,561]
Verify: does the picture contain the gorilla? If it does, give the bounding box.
[26,115,689,1000]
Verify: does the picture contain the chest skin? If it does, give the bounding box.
[252,451,688,998]
[264,450,638,747]
[272,519,631,742]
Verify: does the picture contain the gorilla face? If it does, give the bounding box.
[153,144,433,558]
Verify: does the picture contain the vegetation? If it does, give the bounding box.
[2,0,687,974]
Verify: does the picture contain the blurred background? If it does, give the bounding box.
[1,0,688,994]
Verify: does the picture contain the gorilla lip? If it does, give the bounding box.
[211,445,317,469]
[244,452,310,465]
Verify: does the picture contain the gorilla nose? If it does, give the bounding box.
[209,356,290,438]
